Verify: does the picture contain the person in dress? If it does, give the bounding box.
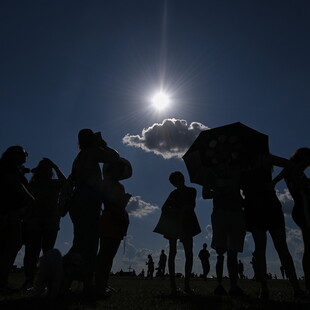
[154,171,201,295]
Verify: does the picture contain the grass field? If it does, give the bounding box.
[1,273,309,310]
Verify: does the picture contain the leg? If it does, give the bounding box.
[270,228,301,293]
[41,229,58,254]
[215,250,225,284]
[23,229,42,287]
[181,237,193,292]
[251,230,269,297]
[95,237,121,292]
[227,250,238,290]
[69,208,100,295]
[213,249,227,295]
[168,239,177,293]
[301,228,310,290]
[0,216,22,290]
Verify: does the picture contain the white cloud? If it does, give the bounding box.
[122,118,208,159]
[276,188,294,215]
[127,196,159,218]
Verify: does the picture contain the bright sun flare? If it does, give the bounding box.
[151,92,170,111]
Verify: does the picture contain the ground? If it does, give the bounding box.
[0,273,309,310]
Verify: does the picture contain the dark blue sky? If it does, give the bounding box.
[1,0,309,276]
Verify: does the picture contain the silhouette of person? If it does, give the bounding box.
[238,260,244,279]
[273,147,310,291]
[157,249,167,278]
[241,152,305,299]
[154,171,201,295]
[22,158,66,289]
[68,129,120,297]
[198,243,210,281]
[0,146,35,294]
[146,254,154,278]
[95,158,132,296]
[202,162,246,296]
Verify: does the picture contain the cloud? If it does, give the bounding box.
[122,118,208,159]
[276,188,294,215]
[127,196,159,218]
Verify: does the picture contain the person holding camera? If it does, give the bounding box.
[68,129,120,299]
[22,158,66,290]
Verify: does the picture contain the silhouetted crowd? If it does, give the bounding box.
[0,127,310,303]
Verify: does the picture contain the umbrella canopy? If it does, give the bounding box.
[182,122,269,186]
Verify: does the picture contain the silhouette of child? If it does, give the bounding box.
[154,171,201,295]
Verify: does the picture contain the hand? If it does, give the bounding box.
[42,157,56,168]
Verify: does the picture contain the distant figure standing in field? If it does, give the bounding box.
[198,243,210,281]
[146,254,155,278]
[95,158,132,297]
[157,249,167,278]
[154,171,201,295]
[241,152,306,299]
[68,129,120,297]
[273,147,310,292]
[23,158,66,289]
[0,146,34,294]
[202,162,246,296]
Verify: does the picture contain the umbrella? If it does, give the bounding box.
[182,122,269,186]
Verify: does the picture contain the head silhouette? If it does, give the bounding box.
[203,243,207,249]
[78,129,96,150]
[31,159,53,180]
[290,147,310,169]
[0,145,28,167]
[169,171,185,188]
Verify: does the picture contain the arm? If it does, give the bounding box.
[269,154,291,168]
[272,167,288,187]
[43,158,66,183]
[7,172,35,206]
[94,146,120,163]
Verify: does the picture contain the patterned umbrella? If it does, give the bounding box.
[182,122,269,186]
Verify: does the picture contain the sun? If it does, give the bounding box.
[151,92,170,111]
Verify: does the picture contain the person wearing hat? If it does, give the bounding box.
[68,129,120,298]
